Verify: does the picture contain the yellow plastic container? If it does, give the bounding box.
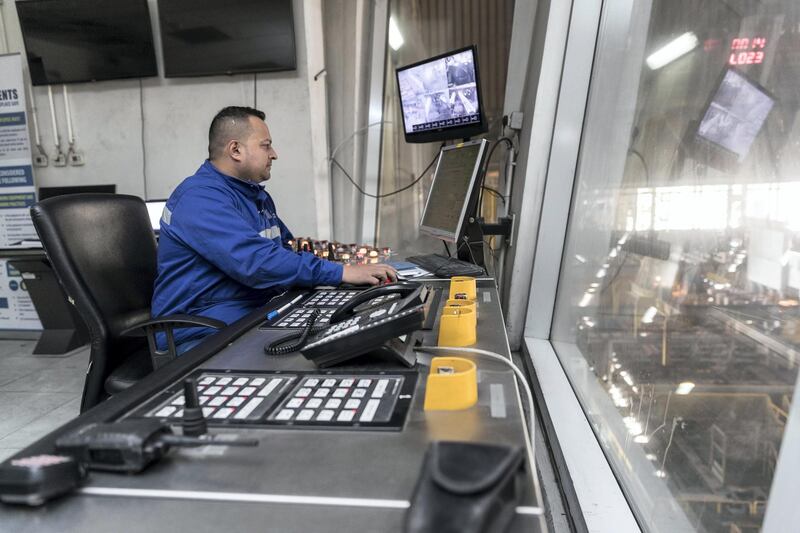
[448,276,477,301]
[424,357,478,411]
[438,305,476,347]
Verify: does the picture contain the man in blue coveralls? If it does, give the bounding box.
[152,106,397,354]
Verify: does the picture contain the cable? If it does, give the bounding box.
[139,79,148,199]
[263,309,324,355]
[331,149,440,199]
[413,346,536,462]
[478,137,515,216]
[442,241,451,257]
[480,185,505,205]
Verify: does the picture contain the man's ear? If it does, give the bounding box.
[227,139,243,162]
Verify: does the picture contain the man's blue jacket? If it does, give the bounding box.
[151,160,343,349]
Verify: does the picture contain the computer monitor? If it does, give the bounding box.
[419,139,488,243]
[695,68,775,162]
[37,184,116,200]
[145,200,167,232]
[396,45,488,144]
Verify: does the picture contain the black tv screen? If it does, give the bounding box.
[158,0,296,78]
[16,0,158,86]
[396,45,488,143]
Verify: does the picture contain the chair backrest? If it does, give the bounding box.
[30,193,157,410]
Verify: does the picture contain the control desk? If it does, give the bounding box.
[1,278,545,533]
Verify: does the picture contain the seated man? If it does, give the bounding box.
[152,106,396,354]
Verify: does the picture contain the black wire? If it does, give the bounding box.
[331,145,441,199]
[263,308,324,355]
[442,241,451,257]
[627,148,650,185]
[478,137,515,216]
[481,186,505,204]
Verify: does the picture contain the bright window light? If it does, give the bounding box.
[676,382,695,395]
[388,17,404,51]
[646,32,699,70]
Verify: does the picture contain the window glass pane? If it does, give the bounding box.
[552,2,800,531]
[375,0,513,260]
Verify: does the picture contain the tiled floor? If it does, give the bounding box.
[0,340,88,462]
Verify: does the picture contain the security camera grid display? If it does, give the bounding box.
[397,49,480,134]
[696,69,774,161]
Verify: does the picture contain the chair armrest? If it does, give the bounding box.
[120,314,226,337]
[121,314,227,370]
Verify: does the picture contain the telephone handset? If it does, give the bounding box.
[328,281,422,324]
[301,282,428,368]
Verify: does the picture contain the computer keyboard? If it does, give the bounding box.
[134,370,417,431]
[406,253,485,278]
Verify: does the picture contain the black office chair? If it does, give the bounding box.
[30,194,224,413]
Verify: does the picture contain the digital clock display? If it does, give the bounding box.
[729,37,766,65]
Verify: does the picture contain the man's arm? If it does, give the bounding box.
[167,186,342,288]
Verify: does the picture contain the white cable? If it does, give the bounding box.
[26,82,43,149]
[62,85,75,148]
[413,345,536,461]
[47,85,62,152]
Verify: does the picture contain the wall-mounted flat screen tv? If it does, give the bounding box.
[16,0,158,85]
[158,0,296,78]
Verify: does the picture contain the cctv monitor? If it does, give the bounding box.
[419,139,488,243]
[37,184,116,200]
[696,68,775,161]
[16,0,158,85]
[396,45,488,144]
[158,0,296,77]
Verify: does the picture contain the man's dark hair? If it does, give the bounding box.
[208,106,266,160]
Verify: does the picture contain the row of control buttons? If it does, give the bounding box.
[151,375,286,421]
[303,290,360,307]
[271,376,393,424]
[274,308,334,328]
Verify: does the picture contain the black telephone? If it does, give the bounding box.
[300,282,427,368]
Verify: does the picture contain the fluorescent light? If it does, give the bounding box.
[676,382,695,395]
[388,17,404,50]
[642,306,658,324]
[634,435,650,444]
[646,32,698,70]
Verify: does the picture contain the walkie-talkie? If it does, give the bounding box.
[55,379,258,473]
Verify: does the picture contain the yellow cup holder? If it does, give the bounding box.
[424,356,478,411]
[448,276,477,301]
[438,305,476,347]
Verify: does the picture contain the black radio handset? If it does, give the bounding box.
[328,281,421,324]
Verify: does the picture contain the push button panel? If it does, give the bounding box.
[131,370,417,432]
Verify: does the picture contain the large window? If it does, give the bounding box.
[552,1,800,531]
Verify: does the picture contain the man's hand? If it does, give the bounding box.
[341,264,398,286]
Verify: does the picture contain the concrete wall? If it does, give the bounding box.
[0,0,328,236]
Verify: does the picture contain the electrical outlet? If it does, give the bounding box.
[53,152,68,167]
[509,111,524,130]
[69,151,85,166]
[33,153,49,167]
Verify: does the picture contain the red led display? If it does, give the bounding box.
[729,37,767,65]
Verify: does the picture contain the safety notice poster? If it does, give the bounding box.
[0,53,42,330]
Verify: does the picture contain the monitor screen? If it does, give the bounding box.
[158,0,296,78]
[16,0,158,86]
[145,200,167,232]
[696,69,775,161]
[396,46,488,144]
[37,184,116,201]
[419,139,488,242]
